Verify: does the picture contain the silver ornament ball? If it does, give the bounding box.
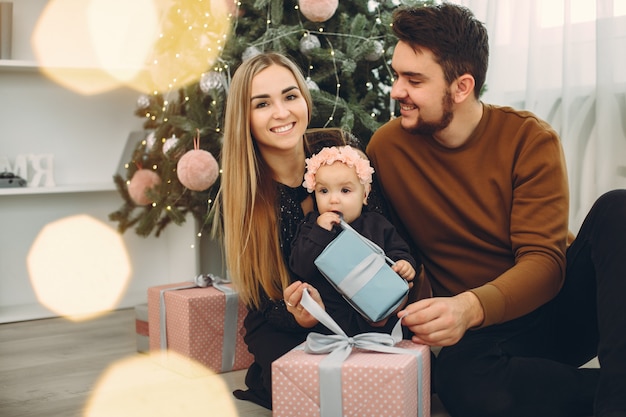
[365,41,384,61]
[300,33,321,55]
[136,94,151,109]
[200,72,225,93]
[305,77,320,91]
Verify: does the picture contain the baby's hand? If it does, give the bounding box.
[393,260,416,285]
[316,211,341,231]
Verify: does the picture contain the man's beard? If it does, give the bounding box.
[402,90,454,136]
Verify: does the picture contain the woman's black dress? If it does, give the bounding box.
[233,131,397,409]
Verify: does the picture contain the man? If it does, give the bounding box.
[367,3,626,417]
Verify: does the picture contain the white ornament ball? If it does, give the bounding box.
[300,33,321,55]
[162,135,179,155]
[242,46,262,61]
[299,0,338,22]
[367,0,380,13]
[177,149,219,191]
[145,131,157,149]
[136,94,150,109]
[128,169,161,205]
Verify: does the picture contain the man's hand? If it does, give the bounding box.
[398,291,484,346]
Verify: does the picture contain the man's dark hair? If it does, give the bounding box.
[392,3,489,98]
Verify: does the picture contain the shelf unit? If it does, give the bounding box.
[0,58,38,70]
[0,0,218,323]
[0,183,116,196]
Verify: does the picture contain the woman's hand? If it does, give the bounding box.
[283,281,325,328]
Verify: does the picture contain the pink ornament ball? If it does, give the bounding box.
[299,0,338,22]
[177,149,219,191]
[128,169,161,205]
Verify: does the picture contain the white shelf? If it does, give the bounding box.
[0,290,148,324]
[0,59,138,72]
[0,302,57,323]
[0,183,117,196]
[0,59,40,71]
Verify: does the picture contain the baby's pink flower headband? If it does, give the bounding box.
[302,145,375,193]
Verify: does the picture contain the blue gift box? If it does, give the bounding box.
[314,220,409,322]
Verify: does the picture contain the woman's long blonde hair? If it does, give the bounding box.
[218,52,313,309]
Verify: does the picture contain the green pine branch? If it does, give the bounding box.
[110,0,434,237]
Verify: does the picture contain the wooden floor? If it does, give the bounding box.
[0,308,449,417]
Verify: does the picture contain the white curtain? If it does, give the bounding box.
[450,0,626,233]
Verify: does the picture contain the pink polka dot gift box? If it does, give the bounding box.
[272,340,430,417]
[272,289,430,417]
[148,276,253,373]
[134,303,149,353]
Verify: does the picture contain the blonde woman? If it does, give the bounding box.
[218,52,372,409]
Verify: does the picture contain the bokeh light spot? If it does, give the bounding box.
[128,0,232,93]
[27,214,131,321]
[85,352,238,417]
[31,0,232,95]
[86,0,159,83]
[31,0,156,95]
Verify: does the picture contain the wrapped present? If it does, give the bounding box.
[314,218,409,322]
[148,274,253,373]
[134,303,149,353]
[272,289,430,417]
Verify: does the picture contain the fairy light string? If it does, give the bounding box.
[143,2,393,130]
[118,0,401,237]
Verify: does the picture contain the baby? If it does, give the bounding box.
[289,145,417,333]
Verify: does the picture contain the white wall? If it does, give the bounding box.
[0,0,214,322]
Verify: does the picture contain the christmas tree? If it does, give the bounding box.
[109,0,432,237]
